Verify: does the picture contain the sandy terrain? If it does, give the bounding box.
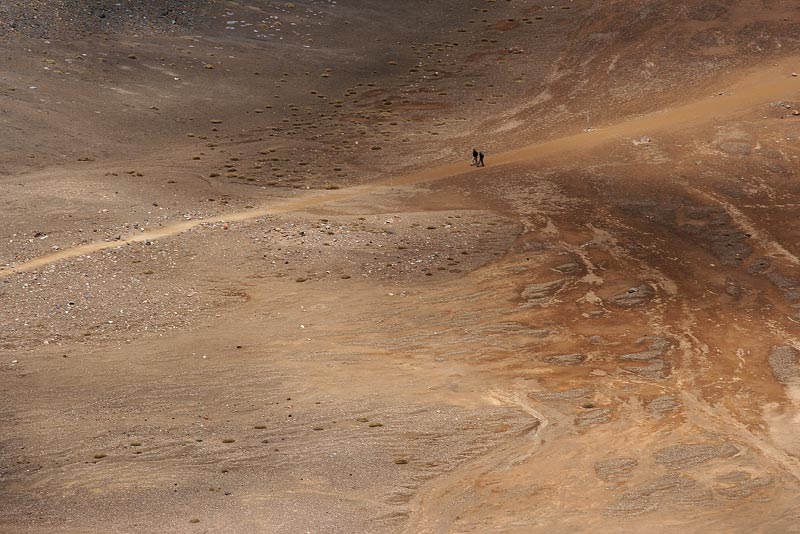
[3,1,800,532]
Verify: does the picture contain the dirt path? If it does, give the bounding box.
[2,59,797,279]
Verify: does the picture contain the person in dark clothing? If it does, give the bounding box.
[479,152,485,167]
[472,148,478,166]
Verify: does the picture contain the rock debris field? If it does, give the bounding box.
[3,1,800,533]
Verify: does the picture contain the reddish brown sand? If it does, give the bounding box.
[3,1,800,533]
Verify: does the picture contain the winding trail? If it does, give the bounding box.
[2,59,798,278]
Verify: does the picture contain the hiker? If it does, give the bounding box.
[479,151,485,167]
[472,148,478,166]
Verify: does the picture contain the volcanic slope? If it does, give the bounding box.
[3,1,800,533]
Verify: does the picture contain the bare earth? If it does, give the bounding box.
[3,1,800,532]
